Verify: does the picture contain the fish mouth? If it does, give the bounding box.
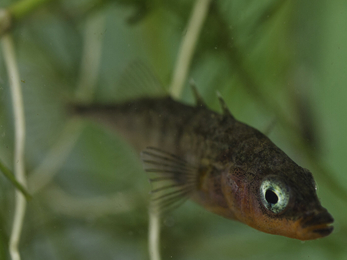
[301,209,334,238]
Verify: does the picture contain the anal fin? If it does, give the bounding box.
[141,147,198,213]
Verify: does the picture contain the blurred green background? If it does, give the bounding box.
[0,0,347,259]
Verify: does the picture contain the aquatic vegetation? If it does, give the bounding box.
[0,0,346,259]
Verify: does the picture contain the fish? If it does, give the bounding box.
[73,63,333,240]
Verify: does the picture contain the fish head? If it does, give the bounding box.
[223,165,334,240]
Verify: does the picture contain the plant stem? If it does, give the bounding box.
[169,0,212,99]
[0,159,31,200]
[1,34,27,260]
[149,210,161,260]
[75,12,105,102]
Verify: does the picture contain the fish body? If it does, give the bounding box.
[75,95,333,240]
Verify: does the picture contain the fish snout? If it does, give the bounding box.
[300,209,334,239]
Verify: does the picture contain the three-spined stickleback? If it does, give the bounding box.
[74,89,333,241]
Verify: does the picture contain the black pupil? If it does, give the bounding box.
[265,189,278,204]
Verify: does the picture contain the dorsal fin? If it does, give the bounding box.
[189,79,207,108]
[217,91,234,119]
[114,60,168,102]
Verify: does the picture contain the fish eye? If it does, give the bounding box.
[260,177,290,214]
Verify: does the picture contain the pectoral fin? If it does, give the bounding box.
[141,147,198,213]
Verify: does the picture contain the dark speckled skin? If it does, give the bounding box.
[75,96,333,240]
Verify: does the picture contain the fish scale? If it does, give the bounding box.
[73,87,333,241]
[74,97,226,158]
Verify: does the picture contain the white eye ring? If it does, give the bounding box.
[260,177,290,214]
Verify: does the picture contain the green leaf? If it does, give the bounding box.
[0,158,31,200]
